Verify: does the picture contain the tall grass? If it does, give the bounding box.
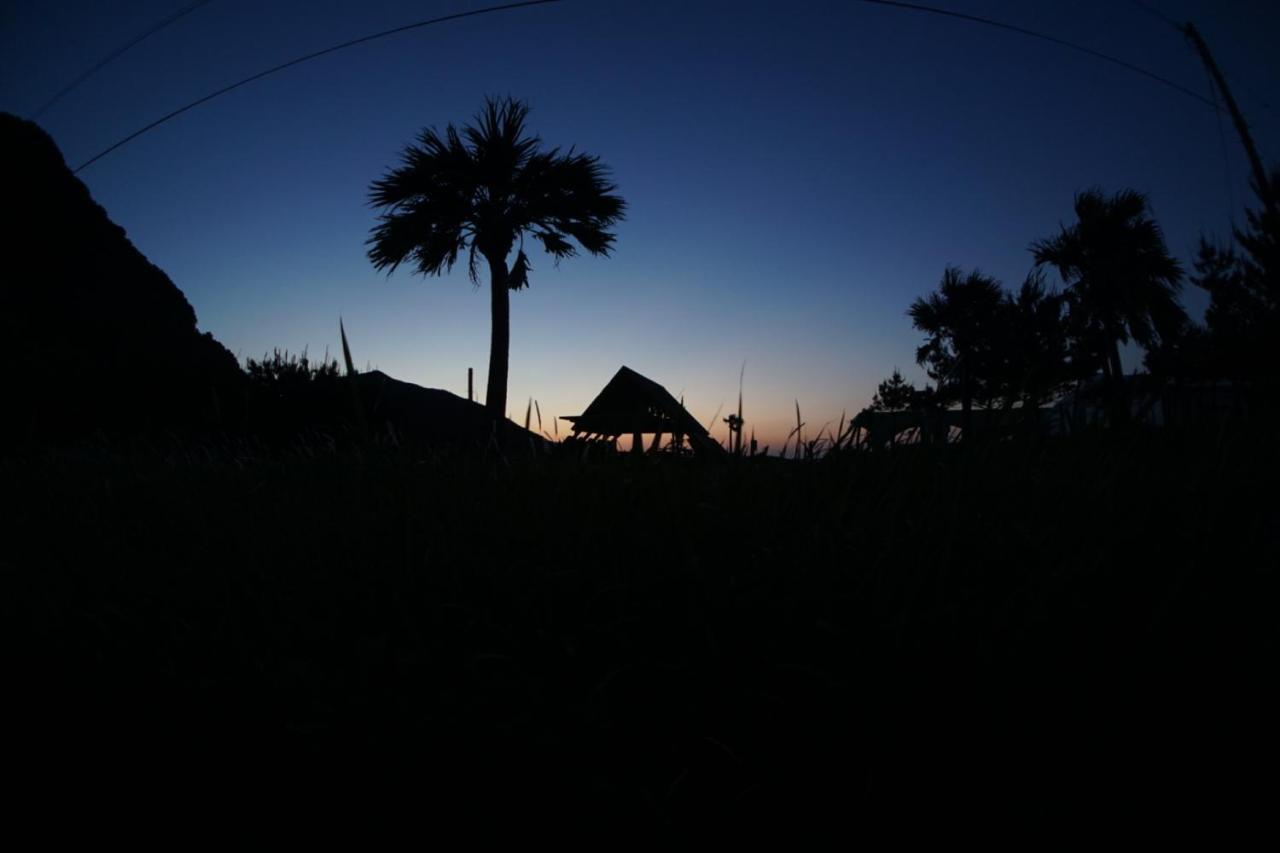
[4,427,1275,835]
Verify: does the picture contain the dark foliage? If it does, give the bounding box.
[246,348,341,387]
[1032,188,1186,385]
[988,271,1077,409]
[240,349,350,445]
[868,368,928,412]
[909,267,1005,432]
[237,351,545,453]
[1191,169,1280,380]
[6,434,1275,836]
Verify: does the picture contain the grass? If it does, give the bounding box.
[4,428,1277,835]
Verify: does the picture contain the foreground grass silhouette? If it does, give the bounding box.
[5,430,1276,836]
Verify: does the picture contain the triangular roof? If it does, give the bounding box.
[562,366,724,455]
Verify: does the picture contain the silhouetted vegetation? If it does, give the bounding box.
[863,180,1276,443]
[988,271,1076,411]
[367,96,626,420]
[6,89,1278,839]
[868,368,925,412]
[1189,170,1280,380]
[1033,188,1187,422]
[909,267,1005,436]
[7,432,1276,835]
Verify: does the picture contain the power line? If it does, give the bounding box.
[71,0,563,174]
[1125,0,1180,30]
[72,0,1220,175]
[1125,0,1273,118]
[30,0,216,121]
[852,0,1215,109]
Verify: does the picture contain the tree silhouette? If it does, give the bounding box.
[1191,168,1280,380]
[909,267,1004,438]
[367,97,626,419]
[869,368,920,412]
[1032,189,1186,416]
[990,271,1073,411]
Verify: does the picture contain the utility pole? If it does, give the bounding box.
[1182,22,1275,216]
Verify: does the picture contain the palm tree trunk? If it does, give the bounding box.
[1108,340,1124,385]
[485,253,510,419]
[1108,339,1127,426]
[960,362,973,441]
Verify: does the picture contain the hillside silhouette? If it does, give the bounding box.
[1,112,241,444]
[0,113,551,452]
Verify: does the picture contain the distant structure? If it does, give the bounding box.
[847,407,1016,448]
[847,376,1254,449]
[1050,376,1252,434]
[562,366,725,457]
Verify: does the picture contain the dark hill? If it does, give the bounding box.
[250,365,545,448]
[1,114,544,453]
[1,112,243,444]
[359,370,544,445]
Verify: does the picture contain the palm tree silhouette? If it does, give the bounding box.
[991,271,1073,412]
[909,267,1004,439]
[1032,190,1185,409]
[367,97,625,419]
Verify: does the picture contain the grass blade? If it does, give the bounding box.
[340,317,356,377]
[339,317,368,443]
[706,402,724,435]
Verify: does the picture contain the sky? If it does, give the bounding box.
[3,0,1279,448]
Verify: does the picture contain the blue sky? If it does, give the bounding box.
[3,1,1278,446]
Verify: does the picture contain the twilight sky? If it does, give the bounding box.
[3,0,1278,447]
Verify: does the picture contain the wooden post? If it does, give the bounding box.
[468,367,474,402]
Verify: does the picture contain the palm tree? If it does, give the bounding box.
[909,267,1004,440]
[367,97,625,419]
[1031,189,1185,403]
[990,271,1073,411]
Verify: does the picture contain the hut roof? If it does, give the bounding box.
[562,366,724,455]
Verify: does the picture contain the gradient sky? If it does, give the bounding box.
[3,0,1279,448]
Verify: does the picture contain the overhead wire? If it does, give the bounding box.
[1124,0,1180,30]
[30,0,216,121]
[71,0,1224,174]
[1124,0,1271,114]
[71,0,563,174]
[1122,0,1272,218]
[850,0,1215,109]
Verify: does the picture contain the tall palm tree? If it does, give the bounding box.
[367,97,625,419]
[1031,189,1185,395]
[909,266,1004,439]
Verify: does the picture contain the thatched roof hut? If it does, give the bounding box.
[562,366,724,456]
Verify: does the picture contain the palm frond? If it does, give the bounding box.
[508,249,532,290]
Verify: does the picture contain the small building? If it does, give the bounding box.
[848,407,1018,448]
[561,366,725,457]
[1051,376,1252,434]
[848,376,1256,448]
